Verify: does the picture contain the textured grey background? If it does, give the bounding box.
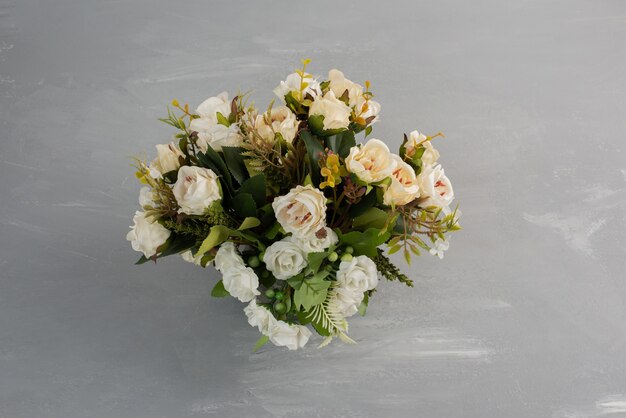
[1,0,626,417]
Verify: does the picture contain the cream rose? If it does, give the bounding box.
[308,91,352,130]
[214,242,244,272]
[181,249,205,266]
[244,300,276,334]
[328,69,363,107]
[138,186,155,208]
[355,95,381,123]
[273,72,321,101]
[294,227,338,254]
[336,255,379,294]
[195,91,232,124]
[417,164,454,209]
[345,139,397,183]
[149,143,184,178]
[383,155,420,206]
[272,185,328,238]
[172,165,221,215]
[126,211,171,258]
[267,320,312,350]
[263,238,308,280]
[254,105,299,144]
[405,130,440,165]
[222,265,260,303]
[191,120,243,152]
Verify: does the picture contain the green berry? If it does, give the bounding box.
[258,251,265,262]
[328,251,339,262]
[340,253,353,262]
[264,288,276,299]
[248,256,260,268]
[344,246,354,255]
[261,270,270,279]
[273,301,287,314]
[274,291,284,301]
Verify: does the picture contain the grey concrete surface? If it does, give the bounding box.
[1,0,626,417]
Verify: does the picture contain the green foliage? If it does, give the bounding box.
[352,207,389,231]
[252,334,270,352]
[338,228,390,258]
[374,248,414,287]
[211,280,230,297]
[221,146,249,186]
[293,274,331,310]
[231,193,257,219]
[197,225,232,257]
[238,217,260,231]
[237,174,266,208]
[325,131,355,159]
[300,130,324,186]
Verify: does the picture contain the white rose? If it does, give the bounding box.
[405,130,439,165]
[138,186,155,208]
[244,300,276,334]
[181,249,205,266]
[214,242,244,272]
[222,265,261,303]
[272,185,328,238]
[273,72,321,101]
[263,238,308,280]
[308,91,352,130]
[195,91,232,124]
[126,211,171,258]
[331,287,362,318]
[345,138,397,183]
[149,143,184,178]
[328,69,363,107]
[294,227,338,254]
[336,255,379,294]
[383,155,420,206]
[355,96,381,124]
[417,164,454,209]
[190,118,243,152]
[254,105,299,144]
[267,320,312,350]
[172,165,221,215]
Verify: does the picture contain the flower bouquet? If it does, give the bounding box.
[126,60,461,350]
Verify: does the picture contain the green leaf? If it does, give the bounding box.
[326,131,355,159]
[197,150,234,194]
[135,255,150,265]
[221,146,249,186]
[300,130,324,185]
[358,293,369,316]
[339,228,391,258]
[306,251,328,275]
[293,276,331,310]
[211,280,230,297]
[286,273,305,290]
[353,207,389,230]
[197,225,232,257]
[348,189,377,217]
[232,193,257,218]
[365,125,373,137]
[216,112,230,127]
[236,174,266,208]
[238,217,261,231]
[252,334,270,352]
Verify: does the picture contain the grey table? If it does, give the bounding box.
[1,0,626,417]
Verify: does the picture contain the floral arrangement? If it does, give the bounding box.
[126,60,461,350]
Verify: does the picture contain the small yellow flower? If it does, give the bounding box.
[319,153,346,189]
